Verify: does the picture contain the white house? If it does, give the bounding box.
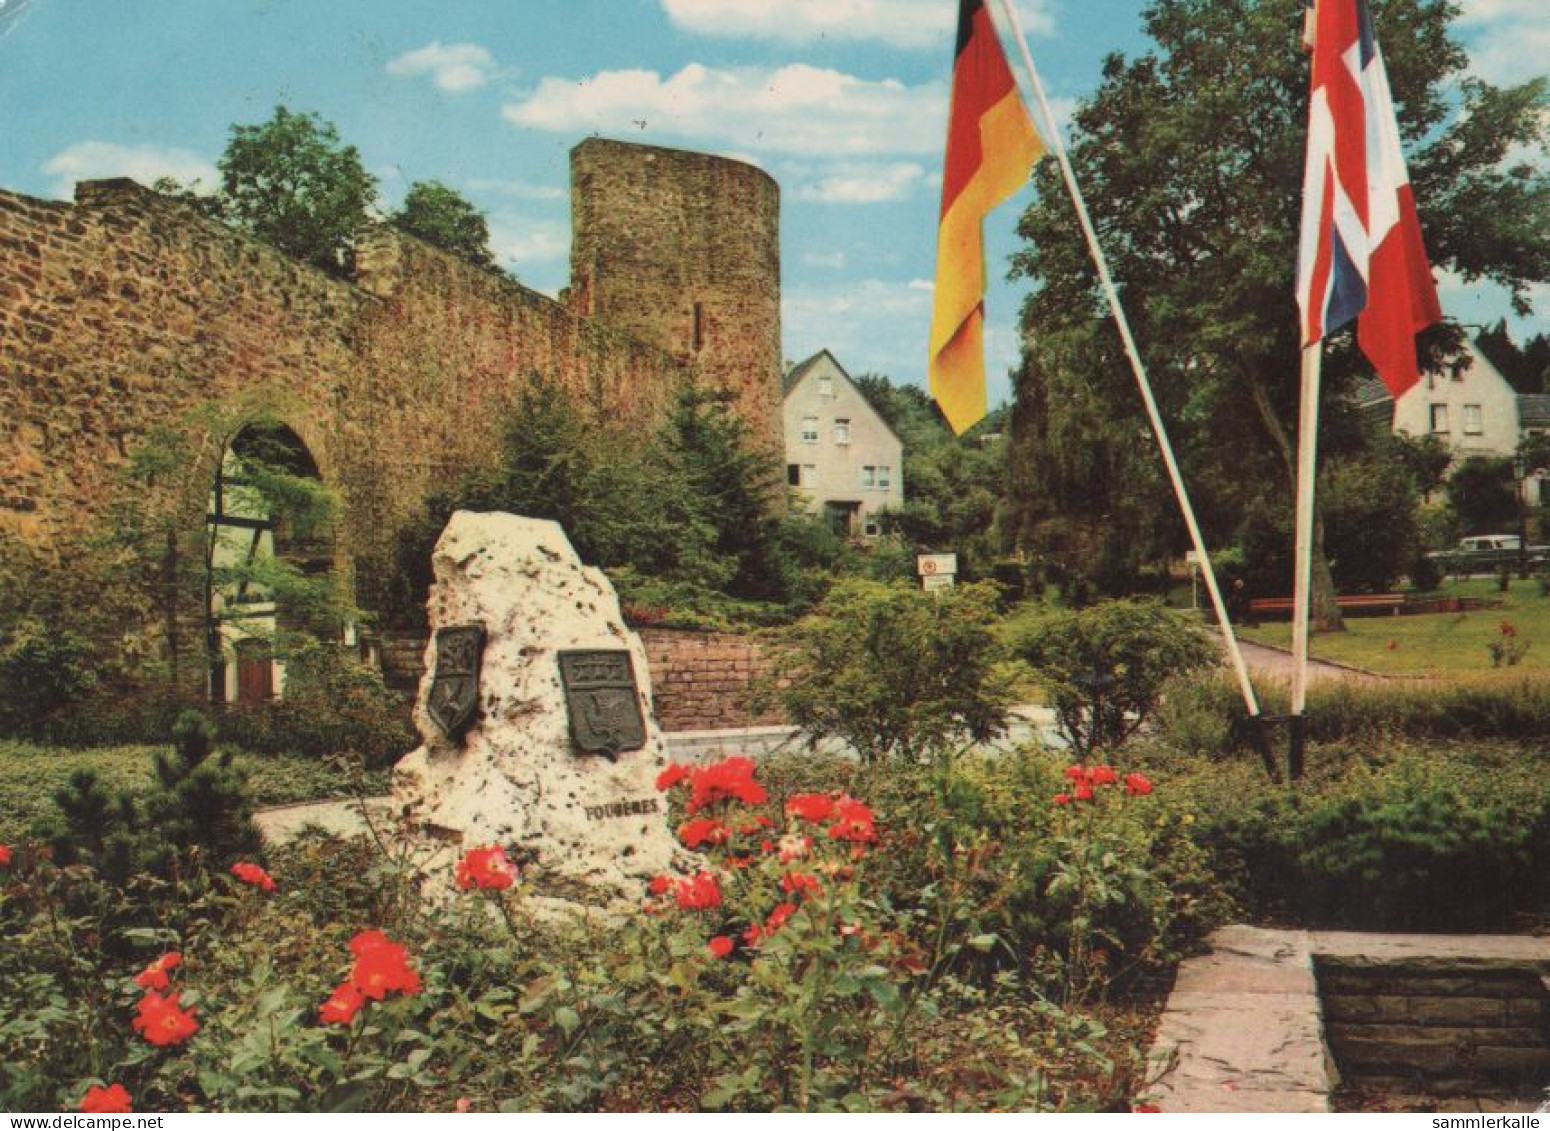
[1363,338,1549,503]
[781,350,904,537]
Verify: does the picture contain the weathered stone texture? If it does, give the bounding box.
[569,139,783,456]
[1,136,784,610]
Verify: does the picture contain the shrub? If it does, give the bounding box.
[0,753,1152,1112]
[217,641,413,765]
[768,579,1016,764]
[1013,599,1216,757]
[0,619,100,738]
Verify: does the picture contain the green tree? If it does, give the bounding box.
[391,179,496,270]
[218,106,378,274]
[1014,599,1216,758]
[770,579,1015,764]
[1445,456,1517,535]
[660,382,788,600]
[1010,0,1549,627]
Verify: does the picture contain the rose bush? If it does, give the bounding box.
[0,752,1177,1112]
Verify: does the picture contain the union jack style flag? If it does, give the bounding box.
[1296,0,1440,397]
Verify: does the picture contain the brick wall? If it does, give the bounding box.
[376,626,785,733]
[1318,956,1550,1097]
[637,627,785,733]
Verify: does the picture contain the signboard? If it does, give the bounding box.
[921,574,955,591]
[427,624,487,741]
[556,650,648,758]
[917,553,958,577]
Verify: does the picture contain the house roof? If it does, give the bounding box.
[782,349,837,398]
[781,349,904,446]
[1349,375,1392,407]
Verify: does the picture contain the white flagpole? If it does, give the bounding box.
[992,0,1262,722]
[1289,341,1322,778]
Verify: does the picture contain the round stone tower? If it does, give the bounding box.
[568,138,782,452]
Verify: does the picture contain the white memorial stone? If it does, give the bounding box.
[392,511,681,900]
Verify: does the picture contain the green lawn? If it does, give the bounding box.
[0,742,388,842]
[1237,577,1550,676]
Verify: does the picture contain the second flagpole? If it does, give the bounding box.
[1289,341,1323,781]
[990,0,1266,736]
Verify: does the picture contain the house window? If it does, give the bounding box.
[861,465,876,488]
[802,464,815,486]
[863,520,880,537]
[834,418,851,445]
[802,416,818,443]
[1463,404,1483,435]
[818,375,833,398]
[877,465,891,489]
[787,463,801,486]
[1429,404,1449,433]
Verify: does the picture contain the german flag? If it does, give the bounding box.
[929,0,1042,434]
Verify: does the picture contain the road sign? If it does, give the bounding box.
[917,553,958,577]
[921,573,955,591]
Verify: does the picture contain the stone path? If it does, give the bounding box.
[1149,926,1550,1113]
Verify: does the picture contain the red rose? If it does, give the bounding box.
[707,935,734,959]
[785,793,834,823]
[764,901,798,934]
[781,871,823,898]
[349,929,394,956]
[320,980,366,1025]
[827,796,877,843]
[80,1084,132,1114]
[1053,792,1072,806]
[230,862,276,892]
[1073,781,1094,802]
[685,756,768,814]
[133,952,182,992]
[132,991,198,1046]
[1124,773,1153,797]
[1090,765,1118,786]
[455,845,517,891]
[673,871,723,910]
[1063,764,1087,783]
[0,845,12,867]
[677,817,731,849]
[351,935,422,1000]
[655,762,691,791]
[647,874,673,896]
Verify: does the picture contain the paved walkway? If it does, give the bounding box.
[1149,926,1550,1113]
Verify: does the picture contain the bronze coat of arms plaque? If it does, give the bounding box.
[557,649,647,758]
[427,624,486,740]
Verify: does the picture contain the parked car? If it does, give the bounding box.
[1426,534,1550,575]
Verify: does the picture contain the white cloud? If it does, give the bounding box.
[795,161,927,203]
[504,63,945,157]
[1453,0,1550,84]
[488,216,568,268]
[1455,0,1542,24]
[467,177,565,201]
[660,0,1055,49]
[802,250,848,269]
[43,141,217,198]
[386,41,496,93]
[783,277,934,379]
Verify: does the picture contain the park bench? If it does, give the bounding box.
[1247,593,1406,619]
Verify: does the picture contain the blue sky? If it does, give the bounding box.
[0,0,1543,410]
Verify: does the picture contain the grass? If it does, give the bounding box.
[1236,577,1550,676]
[0,740,389,842]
